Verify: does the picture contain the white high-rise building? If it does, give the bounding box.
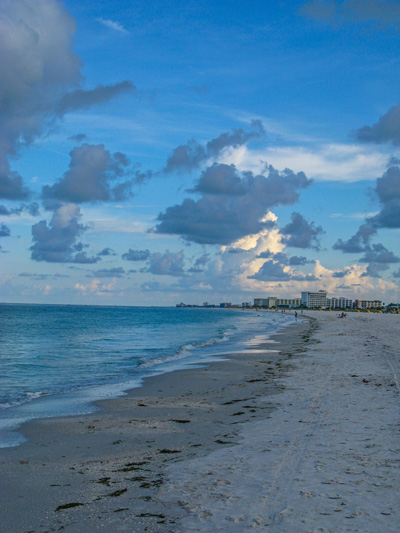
[301,290,327,309]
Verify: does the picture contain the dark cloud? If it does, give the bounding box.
[333,222,376,253]
[361,262,390,278]
[97,248,115,256]
[42,144,133,204]
[164,120,265,173]
[280,212,324,250]
[335,165,400,249]
[55,82,135,115]
[288,255,315,266]
[227,248,247,254]
[393,268,400,278]
[0,172,30,201]
[332,268,352,278]
[18,272,70,280]
[0,202,40,216]
[355,103,400,145]
[0,224,11,237]
[249,260,291,281]
[188,253,210,273]
[30,204,100,264]
[257,250,314,265]
[89,267,125,278]
[122,249,151,261]
[371,165,400,228]
[0,0,134,202]
[192,164,245,195]
[249,259,317,282]
[300,0,400,28]
[143,250,185,277]
[154,164,311,245]
[69,133,87,143]
[359,243,400,263]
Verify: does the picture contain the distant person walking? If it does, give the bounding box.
[295,311,298,321]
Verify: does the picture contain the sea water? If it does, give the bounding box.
[0,304,294,447]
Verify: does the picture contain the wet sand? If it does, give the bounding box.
[1,312,399,532]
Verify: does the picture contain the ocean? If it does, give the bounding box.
[0,304,294,447]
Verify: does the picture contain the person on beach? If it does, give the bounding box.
[295,311,298,321]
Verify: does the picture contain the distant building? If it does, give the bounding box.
[254,297,277,308]
[354,299,383,309]
[242,302,252,307]
[219,302,232,308]
[276,298,301,308]
[327,297,353,309]
[301,290,327,309]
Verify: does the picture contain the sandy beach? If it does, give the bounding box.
[1,311,399,532]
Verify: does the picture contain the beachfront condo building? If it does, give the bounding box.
[254,297,277,308]
[354,299,383,309]
[327,297,354,309]
[301,290,328,309]
[253,297,301,308]
[276,298,302,308]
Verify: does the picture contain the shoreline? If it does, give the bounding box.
[0,315,311,532]
[0,309,295,450]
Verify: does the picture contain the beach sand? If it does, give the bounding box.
[0,312,399,532]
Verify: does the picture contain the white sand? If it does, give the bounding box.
[160,312,400,532]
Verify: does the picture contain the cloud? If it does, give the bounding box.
[359,243,400,263]
[333,222,376,253]
[332,268,352,278]
[300,0,400,28]
[0,202,40,216]
[257,250,314,265]
[68,133,87,143]
[393,268,400,278]
[143,250,186,277]
[280,212,324,250]
[42,144,133,204]
[371,165,400,228]
[164,120,265,173]
[248,260,291,281]
[97,18,128,34]
[0,202,40,217]
[334,165,400,261]
[229,143,388,183]
[74,278,118,295]
[0,223,11,237]
[122,249,151,261]
[97,247,115,256]
[355,103,400,145]
[188,253,210,273]
[248,259,317,282]
[89,267,125,278]
[0,0,134,202]
[154,163,311,245]
[30,204,100,263]
[18,272,70,280]
[361,263,390,278]
[55,82,135,115]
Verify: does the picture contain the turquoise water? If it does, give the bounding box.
[0,304,293,447]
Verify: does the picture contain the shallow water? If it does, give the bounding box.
[0,304,293,446]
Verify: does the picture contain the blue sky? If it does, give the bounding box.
[1,0,400,305]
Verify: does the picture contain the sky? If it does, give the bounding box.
[1,0,400,306]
